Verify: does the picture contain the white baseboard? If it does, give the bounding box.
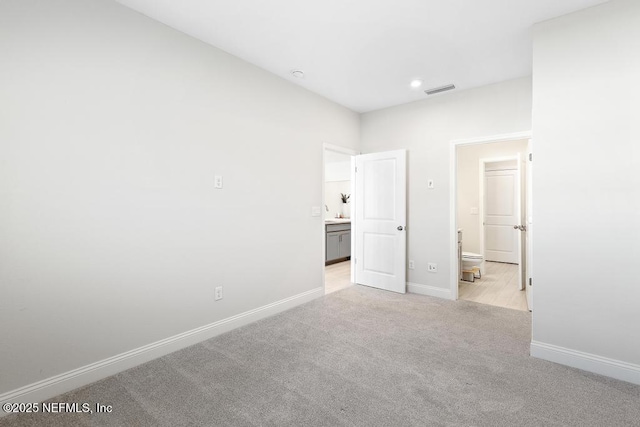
[407,282,454,300]
[0,287,324,412]
[530,341,640,385]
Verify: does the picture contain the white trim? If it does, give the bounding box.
[350,155,356,284]
[407,282,454,300]
[0,287,324,411]
[324,143,359,156]
[481,157,519,171]
[451,131,533,146]
[449,131,532,301]
[322,143,359,288]
[531,341,640,385]
[449,142,458,300]
[525,139,533,311]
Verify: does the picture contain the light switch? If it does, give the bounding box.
[311,206,322,217]
[470,207,478,215]
[214,175,223,189]
[427,179,435,189]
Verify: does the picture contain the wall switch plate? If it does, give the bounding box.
[214,175,223,189]
[408,260,415,270]
[214,286,223,301]
[427,179,435,189]
[470,207,479,215]
[428,263,438,273]
[311,206,322,217]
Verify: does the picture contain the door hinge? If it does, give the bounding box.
[355,166,358,173]
[529,153,533,161]
[529,278,532,287]
[354,258,357,264]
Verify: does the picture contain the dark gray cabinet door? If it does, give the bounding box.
[339,231,351,258]
[326,232,341,261]
[326,223,351,263]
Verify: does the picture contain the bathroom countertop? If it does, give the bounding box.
[325,219,351,224]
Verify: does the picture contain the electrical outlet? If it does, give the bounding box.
[408,260,415,270]
[214,286,223,301]
[428,263,438,273]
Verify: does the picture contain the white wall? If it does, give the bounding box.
[360,78,532,295]
[325,161,351,182]
[0,0,359,395]
[325,181,351,219]
[531,0,640,377]
[457,140,528,255]
[324,155,351,219]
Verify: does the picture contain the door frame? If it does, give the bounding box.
[479,155,523,289]
[322,143,359,290]
[525,139,533,310]
[449,131,532,300]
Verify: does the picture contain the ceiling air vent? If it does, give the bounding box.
[425,84,456,95]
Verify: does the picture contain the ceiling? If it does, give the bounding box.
[115,0,607,113]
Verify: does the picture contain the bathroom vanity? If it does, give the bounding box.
[325,220,351,265]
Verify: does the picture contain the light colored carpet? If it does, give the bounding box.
[2,286,639,426]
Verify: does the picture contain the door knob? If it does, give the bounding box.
[397,226,404,231]
[513,225,527,231]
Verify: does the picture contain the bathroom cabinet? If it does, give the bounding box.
[326,223,351,265]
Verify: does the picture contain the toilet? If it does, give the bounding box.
[461,252,483,281]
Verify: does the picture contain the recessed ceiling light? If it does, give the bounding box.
[410,79,423,88]
[291,70,305,79]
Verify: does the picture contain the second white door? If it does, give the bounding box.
[484,168,520,264]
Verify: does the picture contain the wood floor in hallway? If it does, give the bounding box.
[458,261,528,311]
[324,260,352,294]
[327,260,527,311]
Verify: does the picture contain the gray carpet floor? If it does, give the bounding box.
[2,285,639,426]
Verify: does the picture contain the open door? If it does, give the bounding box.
[525,141,533,310]
[482,156,523,290]
[354,150,406,293]
[516,154,524,291]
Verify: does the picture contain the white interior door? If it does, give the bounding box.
[484,165,521,267]
[354,150,406,293]
[517,155,525,292]
[525,142,533,310]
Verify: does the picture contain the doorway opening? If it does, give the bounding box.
[323,145,357,295]
[450,132,532,311]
